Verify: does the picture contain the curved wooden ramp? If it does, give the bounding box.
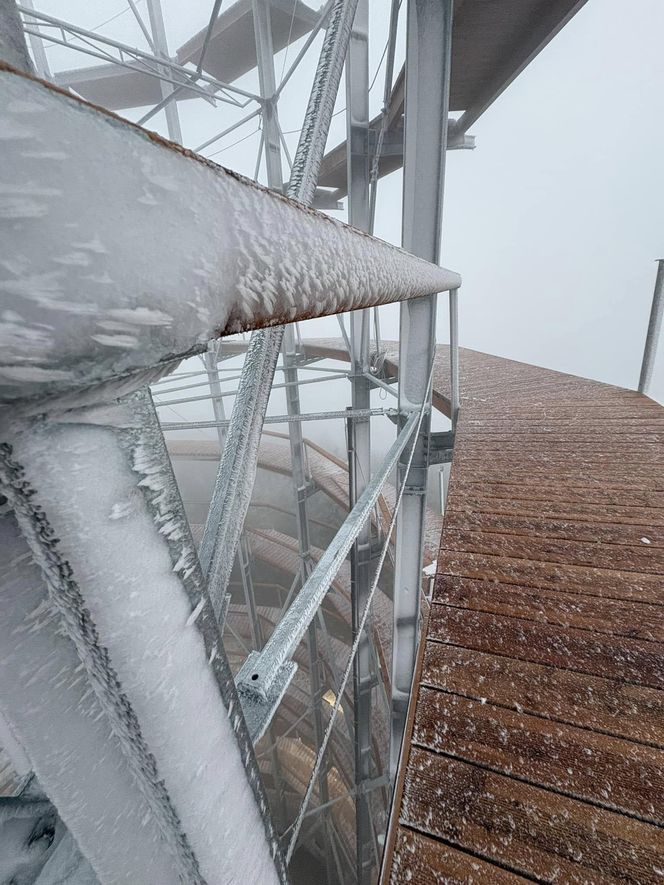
[382,346,664,883]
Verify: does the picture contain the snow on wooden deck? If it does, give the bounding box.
[381,346,664,883]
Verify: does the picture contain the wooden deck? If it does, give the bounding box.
[382,346,664,883]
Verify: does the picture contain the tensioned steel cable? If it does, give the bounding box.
[285,360,434,864]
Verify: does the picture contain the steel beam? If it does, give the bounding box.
[280,324,337,882]
[390,0,454,775]
[252,0,283,189]
[638,260,664,395]
[0,391,286,884]
[0,65,460,406]
[145,0,183,143]
[160,407,395,431]
[235,411,419,741]
[345,0,375,877]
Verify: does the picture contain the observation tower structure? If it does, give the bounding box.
[1,0,663,882]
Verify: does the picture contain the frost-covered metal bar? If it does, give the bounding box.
[345,0,375,877]
[391,0,455,774]
[146,0,183,143]
[638,259,664,395]
[0,0,33,71]
[160,407,395,431]
[281,325,337,880]
[235,411,419,742]
[0,63,460,405]
[0,392,286,884]
[252,0,283,188]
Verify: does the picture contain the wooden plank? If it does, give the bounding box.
[442,528,664,577]
[446,492,664,528]
[439,550,664,604]
[428,605,664,689]
[382,344,664,884]
[400,749,664,884]
[389,827,530,884]
[420,643,664,746]
[434,575,664,642]
[413,688,664,823]
[444,509,664,548]
[451,481,664,511]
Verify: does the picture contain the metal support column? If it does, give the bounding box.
[252,0,283,189]
[345,0,374,879]
[638,259,664,395]
[282,325,338,884]
[146,0,183,143]
[390,0,454,775]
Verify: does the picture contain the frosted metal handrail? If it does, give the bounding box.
[0,64,460,405]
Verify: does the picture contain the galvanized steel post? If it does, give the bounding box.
[638,260,664,395]
[390,0,455,775]
[346,0,377,877]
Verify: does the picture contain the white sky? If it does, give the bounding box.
[34,0,664,403]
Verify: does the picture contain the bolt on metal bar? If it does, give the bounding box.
[252,0,283,188]
[638,259,664,395]
[236,409,419,699]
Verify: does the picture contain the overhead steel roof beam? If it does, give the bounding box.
[0,63,460,407]
[450,0,589,138]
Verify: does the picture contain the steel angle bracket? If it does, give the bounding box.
[236,652,297,743]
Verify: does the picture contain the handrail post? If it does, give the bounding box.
[638,259,664,395]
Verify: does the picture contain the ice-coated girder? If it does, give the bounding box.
[0,391,286,884]
[0,64,460,406]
